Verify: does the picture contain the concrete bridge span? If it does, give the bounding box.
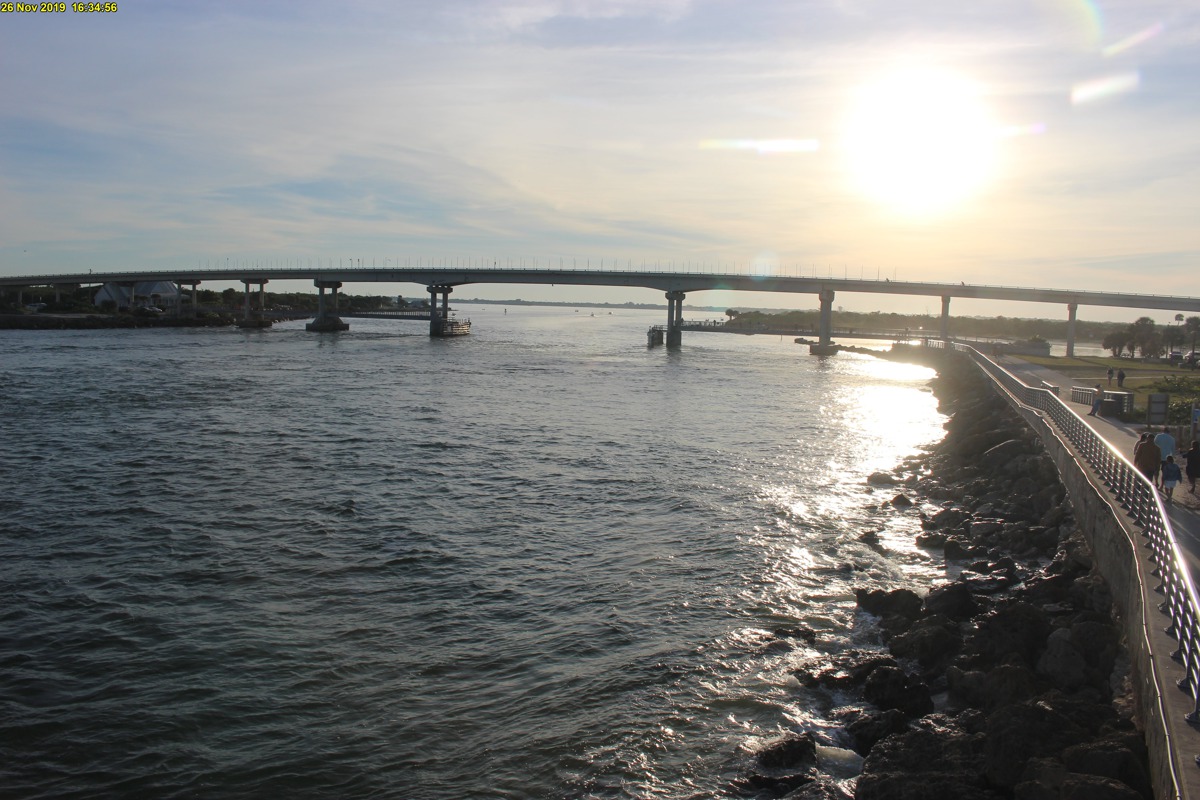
[3,267,1198,349]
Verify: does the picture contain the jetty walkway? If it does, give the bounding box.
[945,343,1200,799]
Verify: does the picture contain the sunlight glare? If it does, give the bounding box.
[843,68,998,216]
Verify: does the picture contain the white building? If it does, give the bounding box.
[94,281,180,311]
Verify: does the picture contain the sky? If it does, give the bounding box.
[1,0,1198,323]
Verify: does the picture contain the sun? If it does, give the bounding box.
[843,68,998,216]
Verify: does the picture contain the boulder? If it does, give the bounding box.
[1060,774,1146,800]
[888,617,961,670]
[922,582,979,621]
[983,700,1091,788]
[846,709,910,756]
[1061,739,1153,799]
[857,714,1005,800]
[856,588,923,620]
[862,665,934,717]
[1037,628,1088,691]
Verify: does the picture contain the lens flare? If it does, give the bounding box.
[698,139,820,155]
[1070,72,1140,105]
[1102,22,1164,57]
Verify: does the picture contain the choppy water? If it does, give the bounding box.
[1,305,946,799]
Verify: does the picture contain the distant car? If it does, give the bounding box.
[24,302,47,312]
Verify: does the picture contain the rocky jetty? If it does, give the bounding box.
[740,350,1153,799]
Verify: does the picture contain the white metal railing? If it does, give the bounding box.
[927,339,1200,727]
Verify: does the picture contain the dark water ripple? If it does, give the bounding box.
[1,314,944,798]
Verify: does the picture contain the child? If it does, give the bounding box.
[1161,455,1183,503]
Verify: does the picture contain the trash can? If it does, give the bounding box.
[1100,398,1119,416]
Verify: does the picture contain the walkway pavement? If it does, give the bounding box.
[996,355,1200,563]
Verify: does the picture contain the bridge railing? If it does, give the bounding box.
[926,339,1200,726]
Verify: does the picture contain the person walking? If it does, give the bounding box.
[1154,426,1176,489]
[1135,434,1162,483]
[1162,456,1183,502]
[1117,368,1126,387]
[1088,384,1103,416]
[1107,367,1114,385]
[1183,440,1200,494]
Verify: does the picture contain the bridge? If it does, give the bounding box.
[3,266,1199,351]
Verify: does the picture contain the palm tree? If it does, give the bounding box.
[1186,316,1200,355]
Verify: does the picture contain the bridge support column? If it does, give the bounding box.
[808,289,840,354]
[940,296,951,341]
[239,279,272,328]
[307,280,349,332]
[665,291,685,348]
[424,286,471,336]
[177,280,200,319]
[1066,303,1078,358]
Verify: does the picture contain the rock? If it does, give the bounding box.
[756,732,817,770]
[1037,627,1088,691]
[1060,774,1146,800]
[846,709,910,755]
[944,537,977,560]
[929,507,967,530]
[922,582,979,621]
[862,665,934,717]
[969,519,1003,537]
[856,588,923,620]
[983,700,1090,788]
[734,768,814,796]
[915,531,947,548]
[868,471,899,486]
[1013,757,1069,800]
[783,778,854,799]
[796,652,898,691]
[1061,739,1153,799]
[857,714,1005,800]
[967,601,1051,667]
[891,493,914,508]
[983,439,1029,464]
[888,617,960,670]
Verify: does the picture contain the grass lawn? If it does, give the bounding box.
[1011,353,1200,414]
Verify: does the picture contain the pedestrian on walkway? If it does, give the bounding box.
[1088,384,1103,416]
[1162,456,1182,502]
[1107,367,1114,385]
[1117,368,1126,387]
[1184,440,1200,494]
[1135,434,1161,483]
[1154,426,1176,488]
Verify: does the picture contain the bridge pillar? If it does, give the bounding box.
[665,291,685,348]
[428,284,453,336]
[1066,303,1078,358]
[818,289,835,346]
[307,280,349,332]
[177,280,200,319]
[940,295,951,341]
[239,279,271,328]
[809,289,840,354]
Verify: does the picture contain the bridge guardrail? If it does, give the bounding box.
[928,339,1200,734]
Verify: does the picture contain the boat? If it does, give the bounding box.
[434,317,471,337]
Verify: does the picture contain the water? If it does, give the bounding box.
[1,306,946,799]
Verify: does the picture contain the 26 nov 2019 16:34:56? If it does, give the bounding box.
[0,2,118,12]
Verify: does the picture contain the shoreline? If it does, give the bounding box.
[737,348,1152,799]
[0,313,236,330]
